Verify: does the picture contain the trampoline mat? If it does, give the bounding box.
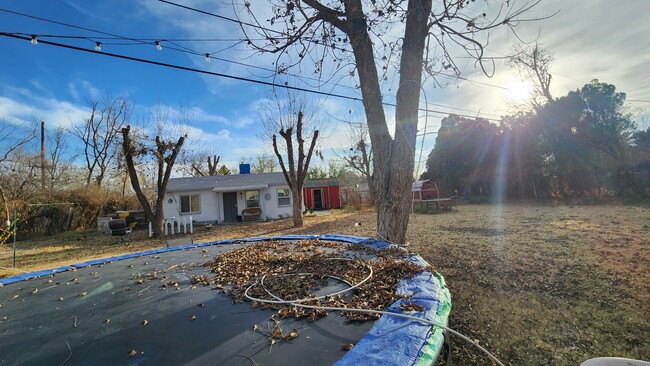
[0,242,375,365]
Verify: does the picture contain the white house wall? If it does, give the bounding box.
[257,186,295,220]
[163,185,298,223]
[163,190,220,224]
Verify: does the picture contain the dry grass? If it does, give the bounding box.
[1,202,649,365]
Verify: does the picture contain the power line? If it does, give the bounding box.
[2,32,263,43]
[158,0,517,95]
[0,32,504,122]
[158,0,266,33]
[0,7,153,45]
[1,32,356,98]
[158,0,350,52]
[1,6,509,118]
[4,30,359,95]
[4,28,504,119]
[14,3,643,115]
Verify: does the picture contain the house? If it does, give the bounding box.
[412,179,439,200]
[303,178,341,210]
[163,171,296,224]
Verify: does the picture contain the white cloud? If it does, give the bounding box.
[0,87,89,130]
[183,124,231,144]
[66,80,101,102]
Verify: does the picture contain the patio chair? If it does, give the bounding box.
[108,219,131,243]
[242,207,262,221]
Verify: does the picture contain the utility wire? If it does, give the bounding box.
[9,30,500,117]
[0,32,504,122]
[158,0,266,33]
[0,7,152,46]
[158,0,514,93]
[4,31,362,95]
[0,6,508,117]
[158,0,351,52]
[1,32,264,42]
[9,5,644,113]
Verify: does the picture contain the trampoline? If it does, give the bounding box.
[0,235,451,365]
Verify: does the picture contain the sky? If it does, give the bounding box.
[1,0,649,177]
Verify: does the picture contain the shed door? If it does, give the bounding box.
[313,189,323,209]
[223,192,238,222]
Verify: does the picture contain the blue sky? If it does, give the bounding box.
[1,1,649,176]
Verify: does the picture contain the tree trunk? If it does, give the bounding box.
[272,110,319,228]
[121,125,185,239]
[152,199,165,238]
[292,189,303,226]
[346,0,431,243]
[378,0,430,243]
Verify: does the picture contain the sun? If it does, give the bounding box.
[504,77,533,102]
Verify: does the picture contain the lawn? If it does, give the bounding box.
[1,202,649,365]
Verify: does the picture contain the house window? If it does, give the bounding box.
[245,190,260,208]
[180,194,200,214]
[277,188,291,207]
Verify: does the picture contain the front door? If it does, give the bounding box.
[223,192,238,222]
[313,189,323,210]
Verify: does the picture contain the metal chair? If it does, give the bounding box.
[108,219,131,243]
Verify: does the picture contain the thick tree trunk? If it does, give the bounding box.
[378,0,431,243]
[292,189,303,226]
[121,126,185,239]
[346,0,431,243]
[344,0,391,237]
[152,200,165,238]
[272,110,318,228]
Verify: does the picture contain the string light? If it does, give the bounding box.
[0,32,507,122]
[95,42,101,51]
[155,40,162,51]
[30,35,37,44]
[204,52,210,62]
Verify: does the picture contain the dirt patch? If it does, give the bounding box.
[1,203,648,365]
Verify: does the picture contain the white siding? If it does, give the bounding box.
[259,186,294,220]
[233,186,295,220]
[163,183,302,224]
[163,191,220,223]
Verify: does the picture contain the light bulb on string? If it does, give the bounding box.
[155,41,162,51]
[30,35,38,45]
[95,42,101,51]
[205,53,211,63]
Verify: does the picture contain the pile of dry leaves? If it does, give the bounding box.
[202,239,427,322]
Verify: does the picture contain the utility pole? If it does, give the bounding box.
[12,210,16,269]
[40,120,46,191]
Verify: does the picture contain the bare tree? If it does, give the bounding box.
[250,153,278,173]
[0,120,37,229]
[181,151,222,176]
[510,42,555,107]
[237,0,546,242]
[0,120,36,166]
[121,108,188,238]
[340,123,375,203]
[262,92,320,227]
[72,95,131,187]
[45,127,76,195]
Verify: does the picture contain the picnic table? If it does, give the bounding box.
[412,198,452,212]
[432,198,452,211]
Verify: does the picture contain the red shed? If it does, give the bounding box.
[412,180,439,200]
[303,178,341,210]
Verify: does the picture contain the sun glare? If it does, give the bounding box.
[504,77,533,102]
